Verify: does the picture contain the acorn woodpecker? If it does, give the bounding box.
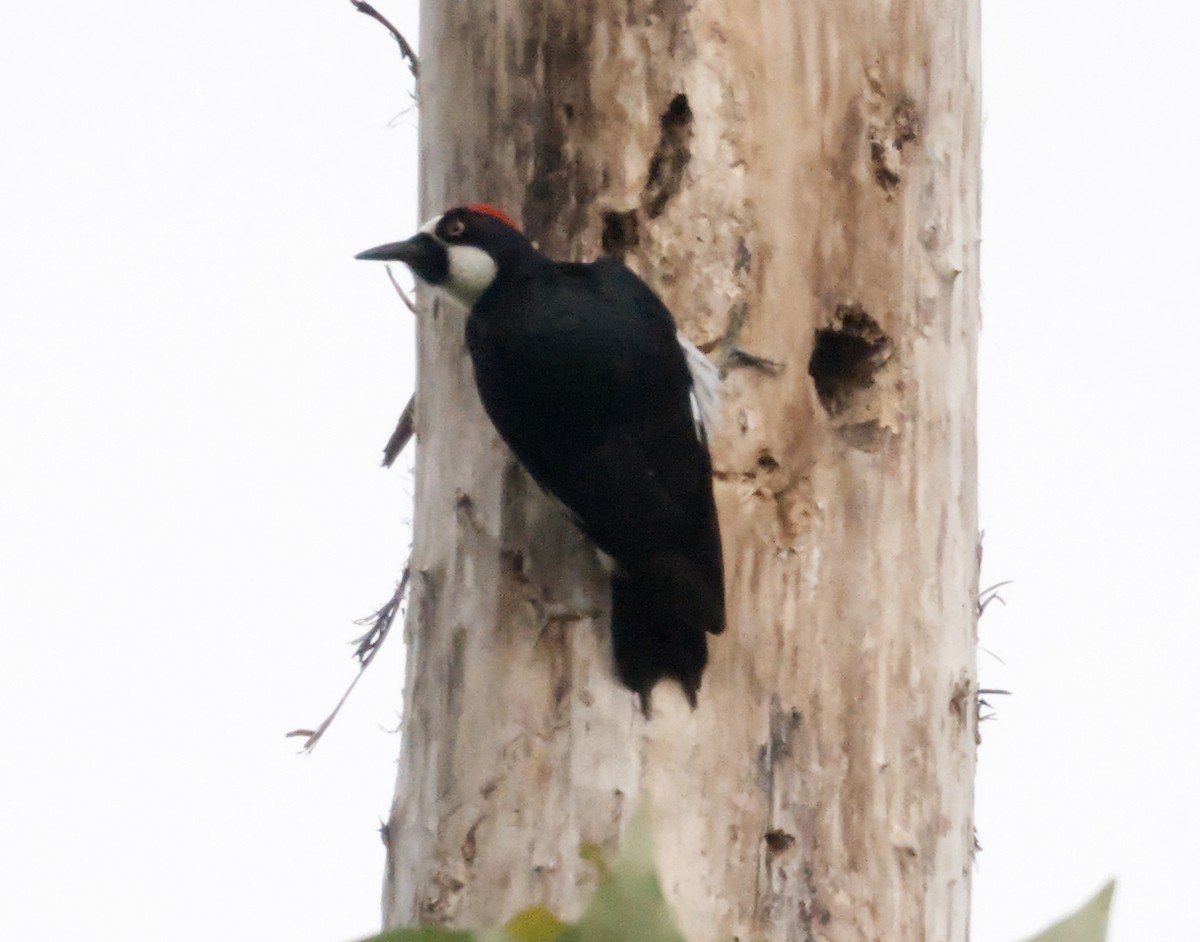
[357,204,724,713]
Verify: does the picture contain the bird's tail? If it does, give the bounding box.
[609,560,719,716]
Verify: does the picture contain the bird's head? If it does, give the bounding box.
[356,204,526,308]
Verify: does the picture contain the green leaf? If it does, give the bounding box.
[572,801,687,942]
[578,842,610,877]
[1023,881,1115,942]
[504,906,568,942]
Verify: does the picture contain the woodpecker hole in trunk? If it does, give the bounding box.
[808,305,895,448]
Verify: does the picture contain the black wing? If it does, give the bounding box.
[466,257,724,707]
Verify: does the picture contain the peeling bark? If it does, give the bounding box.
[385,2,980,941]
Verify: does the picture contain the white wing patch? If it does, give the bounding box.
[678,333,721,445]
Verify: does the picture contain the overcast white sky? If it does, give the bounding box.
[1,3,1196,942]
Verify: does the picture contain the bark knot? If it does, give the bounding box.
[868,97,921,192]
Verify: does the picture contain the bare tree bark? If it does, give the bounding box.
[383,3,980,941]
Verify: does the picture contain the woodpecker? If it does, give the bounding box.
[357,204,724,714]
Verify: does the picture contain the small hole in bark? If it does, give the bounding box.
[765,829,796,854]
[756,451,780,472]
[893,100,921,148]
[501,547,527,582]
[661,93,691,130]
[601,210,640,257]
[870,135,902,189]
[808,305,893,418]
[562,102,575,120]
[461,821,478,864]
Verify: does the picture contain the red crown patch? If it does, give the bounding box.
[467,203,519,230]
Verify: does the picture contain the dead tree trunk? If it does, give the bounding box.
[383,3,980,941]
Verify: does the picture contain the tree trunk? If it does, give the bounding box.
[384,2,980,941]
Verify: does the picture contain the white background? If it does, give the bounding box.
[0,3,1195,941]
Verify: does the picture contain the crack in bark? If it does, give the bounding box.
[642,93,693,218]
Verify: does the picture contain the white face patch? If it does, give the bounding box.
[443,244,499,308]
[417,214,499,308]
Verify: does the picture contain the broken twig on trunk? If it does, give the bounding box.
[286,565,410,751]
[382,395,416,468]
[347,1,419,79]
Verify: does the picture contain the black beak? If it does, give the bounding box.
[355,232,448,286]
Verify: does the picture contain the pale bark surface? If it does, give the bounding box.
[384,3,981,941]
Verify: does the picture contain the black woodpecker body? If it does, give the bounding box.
[357,205,724,713]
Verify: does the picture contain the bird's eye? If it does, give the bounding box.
[445,219,467,239]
